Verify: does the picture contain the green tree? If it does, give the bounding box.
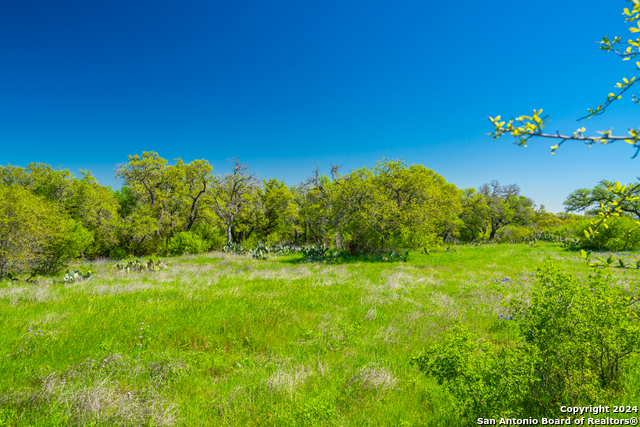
[295,168,334,244]
[113,185,137,218]
[0,185,88,278]
[307,159,462,253]
[263,179,298,241]
[531,205,563,229]
[413,258,640,420]
[114,152,217,254]
[229,184,264,244]
[564,179,640,219]
[210,157,260,244]
[178,158,215,232]
[239,179,300,244]
[0,163,120,258]
[576,214,640,250]
[66,171,120,258]
[0,163,74,201]
[115,151,175,251]
[477,180,535,240]
[458,188,491,241]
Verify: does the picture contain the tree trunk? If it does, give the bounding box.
[226,221,233,244]
[489,227,497,240]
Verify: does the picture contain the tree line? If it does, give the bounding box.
[0,152,620,278]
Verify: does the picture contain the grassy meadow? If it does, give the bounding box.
[1,242,639,426]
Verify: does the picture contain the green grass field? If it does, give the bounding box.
[1,243,639,426]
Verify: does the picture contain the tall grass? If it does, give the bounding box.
[0,243,638,426]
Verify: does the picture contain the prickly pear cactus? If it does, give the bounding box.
[115,258,166,273]
[58,270,92,283]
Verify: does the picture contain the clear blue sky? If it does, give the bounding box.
[1,0,639,213]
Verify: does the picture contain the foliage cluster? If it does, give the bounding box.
[576,215,640,251]
[3,154,634,280]
[412,257,640,421]
[4,152,638,279]
[167,231,211,256]
[5,153,640,280]
[0,184,92,278]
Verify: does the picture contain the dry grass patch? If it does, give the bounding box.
[5,354,185,426]
[0,285,56,305]
[345,363,399,398]
[33,311,70,326]
[429,291,461,318]
[375,325,400,344]
[264,364,313,400]
[247,265,312,281]
[91,283,155,296]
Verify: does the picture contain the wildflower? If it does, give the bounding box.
[28,329,32,332]
[38,330,41,332]
[139,336,142,339]
[140,328,143,331]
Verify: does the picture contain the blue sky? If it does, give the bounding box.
[1,0,639,213]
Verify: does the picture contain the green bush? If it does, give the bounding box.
[577,215,640,251]
[0,185,89,278]
[38,217,93,275]
[109,246,128,260]
[496,224,535,241]
[543,223,579,239]
[411,324,537,419]
[412,257,640,420]
[513,259,639,407]
[190,222,226,251]
[167,231,210,256]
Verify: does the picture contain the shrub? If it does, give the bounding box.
[0,185,88,278]
[512,259,640,407]
[109,246,128,260]
[411,324,538,419]
[544,223,579,239]
[496,224,535,241]
[577,215,640,251]
[412,257,640,420]
[167,231,209,256]
[38,217,93,275]
[190,222,226,251]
